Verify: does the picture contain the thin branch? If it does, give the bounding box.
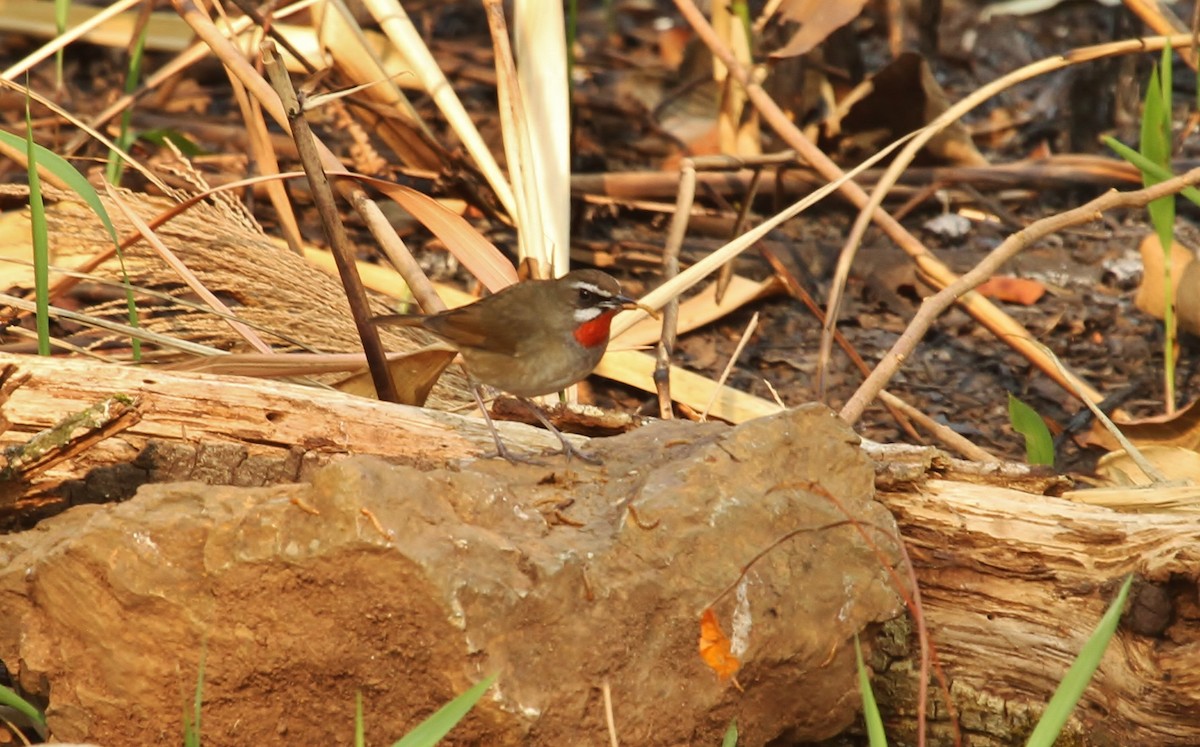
[671,4,1200,412]
[841,166,1200,424]
[261,40,398,403]
[655,160,694,418]
[602,680,620,747]
[171,0,445,315]
[701,312,758,423]
[822,34,1199,408]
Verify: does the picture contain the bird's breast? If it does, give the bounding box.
[458,326,609,397]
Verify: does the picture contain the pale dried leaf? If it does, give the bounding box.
[770,0,868,58]
[1135,233,1200,335]
[1080,397,1200,453]
[1096,445,1200,487]
[333,347,458,404]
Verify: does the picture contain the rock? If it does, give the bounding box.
[0,404,902,746]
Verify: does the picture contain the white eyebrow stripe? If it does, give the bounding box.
[572,281,608,296]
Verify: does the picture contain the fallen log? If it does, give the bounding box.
[0,352,1194,745]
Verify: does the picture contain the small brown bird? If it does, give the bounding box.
[374,269,641,462]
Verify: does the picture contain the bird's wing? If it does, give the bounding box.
[421,306,524,356]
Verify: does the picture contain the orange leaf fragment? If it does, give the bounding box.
[975,276,1046,305]
[699,608,741,681]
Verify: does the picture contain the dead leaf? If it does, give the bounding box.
[342,175,519,293]
[1134,233,1193,315]
[699,607,741,682]
[832,53,988,167]
[660,119,721,170]
[0,209,37,290]
[976,106,1022,151]
[1095,445,1200,487]
[1135,233,1200,335]
[1180,267,1200,336]
[1079,397,1200,452]
[769,0,869,58]
[975,276,1046,305]
[334,347,458,405]
[658,25,692,69]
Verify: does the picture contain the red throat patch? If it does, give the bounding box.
[573,310,618,348]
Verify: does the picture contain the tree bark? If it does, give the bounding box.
[0,351,1196,744]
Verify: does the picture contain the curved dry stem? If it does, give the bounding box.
[171,0,441,317]
[0,291,225,356]
[0,78,169,193]
[655,159,695,417]
[60,0,322,157]
[671,0,1173,417]
[608,131,917,337]
[841,165,1200,424]
[104,183,274,354]
[825,33,1199,412]
[358,0,518,218]
[0,0,143,81]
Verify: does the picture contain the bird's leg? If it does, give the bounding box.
[518,397,602,465]
[469,383,546,465]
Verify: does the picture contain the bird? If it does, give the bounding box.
[373,269,643,463]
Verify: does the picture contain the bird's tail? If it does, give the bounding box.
[371,313,424,328]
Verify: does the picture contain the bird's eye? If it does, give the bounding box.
[577,287,599,303]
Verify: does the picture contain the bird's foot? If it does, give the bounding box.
[523,400,602,464]
[482,440,599,466]
[551,437,602,465]
[482,438,549,466]
[473,389,603,466]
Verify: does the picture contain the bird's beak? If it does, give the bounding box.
[616,294,661,319]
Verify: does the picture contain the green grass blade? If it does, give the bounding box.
[25,93,51,356]
[392,674,496,747]
[1156,40,1177,410]
[1025,575,1133,747]
[855,634,888,747]
[1140,59,1175,242]
[1140,63,1169,174]
[0,684,46,728]
[1134,42,1178,410]
[0,126,142,359]
[0,129,119,246]
[1103,137,1200,207]
[54,0,68,88]
[1160,42,1173,143]
[139,129,206,156]
[355,691,365,747]
[1007,393,1054,466]
[720,719,738,747]
[183,649,205,747]
[106,24,148,184]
